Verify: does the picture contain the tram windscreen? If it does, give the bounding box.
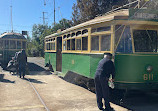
[115,25,132,53]
[133,30,158,52]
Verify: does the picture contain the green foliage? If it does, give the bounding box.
[52,18,73,32]
[72,0,127,25]
[27,18,72,57]
[71,0,158,25]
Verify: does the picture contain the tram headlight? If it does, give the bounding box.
[146,65,153,73]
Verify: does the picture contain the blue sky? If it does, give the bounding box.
[0,0,76,36]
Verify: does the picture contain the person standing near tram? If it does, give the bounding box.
[17,49,27,78]
[94,53,115,111]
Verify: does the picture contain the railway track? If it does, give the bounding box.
[26,78,50,111]
[0,68,50,111]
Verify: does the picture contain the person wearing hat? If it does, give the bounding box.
[94,53,115,111]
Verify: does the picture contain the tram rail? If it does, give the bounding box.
[26,77,50,111]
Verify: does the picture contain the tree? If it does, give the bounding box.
[52,18,73,32]
[72,0,128,25]
[28,18,72,57]
[30,24,51,57]
[71,0,158,25]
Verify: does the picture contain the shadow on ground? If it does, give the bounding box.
[27,62,46,71]
[26,62,52,75]
[0,74,15,83]
[22,78,46,84]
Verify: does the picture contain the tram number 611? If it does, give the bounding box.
[143,74,154,80]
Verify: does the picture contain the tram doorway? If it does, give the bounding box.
[56,37,62,72]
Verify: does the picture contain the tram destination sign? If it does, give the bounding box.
[129,9,158,22]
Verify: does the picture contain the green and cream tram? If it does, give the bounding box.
[0,32,26,68]
[45,8,158,90]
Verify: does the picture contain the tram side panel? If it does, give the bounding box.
[90,54,104,78]
[62,53,104,78]
[62,53,91,77]
[45,52,56,71]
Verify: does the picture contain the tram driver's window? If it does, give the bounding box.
[10,40,16,49]
[116,26,132,53]
[71,39,75,50]
[133,30,158,52]
[67,40,70,50]
[101,35,111,51]
[76,39,81,50]
[82,37,88,50]
[91,36,99,51]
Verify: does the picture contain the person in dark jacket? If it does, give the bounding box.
[17,49,27,78]
[94,53,115,111]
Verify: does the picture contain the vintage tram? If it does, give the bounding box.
[45,8,158,91]
[0,32,27,68]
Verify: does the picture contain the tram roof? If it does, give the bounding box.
[45,8,158,39]
[45,9,129,39]
[0,32,26,39]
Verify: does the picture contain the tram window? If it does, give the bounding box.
[71,33,75,37]
[49,43,51,50]
[52,43,55,50]
[17,41,22,49]
[67,34,71,38]
[92,26,111,33]
[22,41,26,49]
[91,28,97,33]
[91,36,99,51]
[101,35,111,51]
[76,31,81,36]
[76,39,81,50]
[116,26,132,53]
[47,43,49,50]
[0,40,3,49]
[97,26,111,32]
[4,40,9,49]
[133,30,158,52]
[71,39,75,50]
[82,37,88,50]
[115,25,125,49]
[46,43,49,50]
[82,29,88,35]
[63,35,66,39]
[63,41,67,50]
[50,43,52,50]
[67,40,70,50]
[10,40,16,49]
